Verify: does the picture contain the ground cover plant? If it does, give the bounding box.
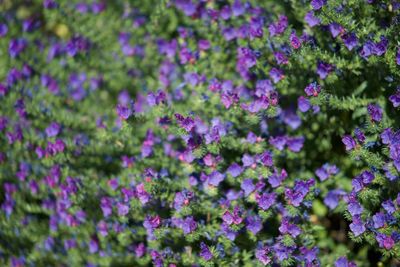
[0,0,400,266]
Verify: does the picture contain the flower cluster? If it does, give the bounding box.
[0,0,399,266]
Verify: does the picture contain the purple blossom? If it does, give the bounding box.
[397,48,400,65]
[311,0,326,10]
[208,171,225,187]
[316,61,335,79]
[324,189,345,210]
[274,51,288,65]
[341,32,358,51]
[382,200,396,214]
[175,113,195,132]
[268,168,287,187]
[199,242,213,261]
[354,128,366,143]
[172,216,197,234]
[241,179,255,196]
[246,216,262,234]
[227,163,243,177]
[286,136,304,152]
[367,103,383,122]
[389,89,400,107]
[304,82,321,97]
[269,15,288,37]
[255,246,271,265]
[9,38,28,58]
[116,202,129,216]
[372,212,386,228]
[46,122,61,137]
[376,233,395,250]
[349,215,366,236]
[305,11,321,27]
[316,163,339,181]
[342,135,357,151]
[116,104,132,120]
[290,32,301,49]
[270,68,285,83]
[347,197,363,216]
[279,218,301,237]
[285,179,314,206]
[335,256,357,267]
[0,23,8,37]
[329,23,344,38]
[256,192,277,210]
[298,96,311,112]
[373,36,389,56]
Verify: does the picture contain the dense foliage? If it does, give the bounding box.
[1,0,400,266]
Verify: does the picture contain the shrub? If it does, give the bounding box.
[0,0,399,266]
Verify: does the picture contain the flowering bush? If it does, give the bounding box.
[0,0,400,266]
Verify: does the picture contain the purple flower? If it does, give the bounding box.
[382,200,396,214]
[376,233,395,250]
[246,216,262,234]
[298,96,311,112]
[354,128,365,143]
[269,15,288,37]
[311,0,326,10]
[342,135,357,151]
[227,163,243,177]
[316,163,339,181]
[279,218,301,237]
[242,154,255,167]
[100,197,113,217]
[389,90,400,107]
[316,61,334,79]
[373,36,389,56]
[256,192,276,210]
[329,23,344,38]
[255,246,271,265]
[335,256,357,267]
[208,171,225,187]
[286,136,304,152]
[300,247,319,264]
[350,215,366,236]
[241,179,255,196]
[0,23,8,37]
[116,104,132,120]
[274,52,288,65]
[285,179,314,206]
[268,168,287,187]
[9,38,28,58]
[290,32,301,49]
[324,189,345,209]
[257,151,273,166]
[232,0,245,17]
[397,48,400,65]
[117,202,129,216]
[341,32,358,51]
[269,68,284,83]
[46,122,61,137]
[89,237,99,254]
[372,212,386,228]
[172,216,197,234]
[367,103,383,122]
[347,197,363,216]
[175,113,195,132]
[305,11,321,27]
[249,17,264,39]
[199,242,213,261]
[304,82,321,97]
